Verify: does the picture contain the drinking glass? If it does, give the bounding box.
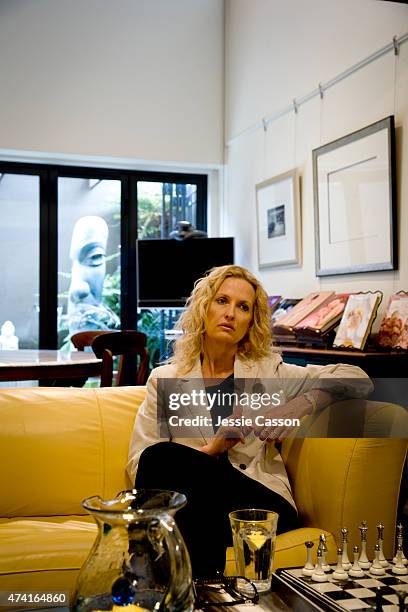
[229,509,278,594]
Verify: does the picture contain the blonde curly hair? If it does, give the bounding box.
[171,265,272,374]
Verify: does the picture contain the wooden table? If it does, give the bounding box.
[0,350,102,384]
[277,345,408,377]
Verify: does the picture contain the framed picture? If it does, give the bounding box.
[256,170,301,268]
[333,292,382,350]
[313,115,397,276]
[377,292,408,350]
[267,295,282,314]
[271,298,301,325]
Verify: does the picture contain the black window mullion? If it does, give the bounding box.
[195,174,207,232]
[39,169,58,349]
[121,174,137,330]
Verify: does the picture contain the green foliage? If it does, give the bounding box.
[102,266,121,316]
[137,309,162,368]
[137,196,163,239]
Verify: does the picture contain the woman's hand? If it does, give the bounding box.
[200,406,251,456]
[253,389,332,443]
[253,395,313,443]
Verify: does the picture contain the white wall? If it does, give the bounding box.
[0,0,224,166]
[224,0,408,325]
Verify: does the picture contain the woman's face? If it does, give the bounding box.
[204,277,255,348]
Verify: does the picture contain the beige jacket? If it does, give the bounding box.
[127,353,373,509]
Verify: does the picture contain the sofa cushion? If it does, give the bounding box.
[0,515,97,599]
[0,516,97,575]
[0,386,145,517]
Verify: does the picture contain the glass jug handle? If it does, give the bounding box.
[159,514,194,611]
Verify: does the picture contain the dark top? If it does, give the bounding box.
[204,373,235,433]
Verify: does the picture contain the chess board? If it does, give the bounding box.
[273,564,408,611]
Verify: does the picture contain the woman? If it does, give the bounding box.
[127,265,372,577]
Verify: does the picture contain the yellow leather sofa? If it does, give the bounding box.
[0,386,406,601]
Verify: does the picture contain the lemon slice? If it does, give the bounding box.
[246,530,268,550]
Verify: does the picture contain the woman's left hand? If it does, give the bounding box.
[253,395,313,443]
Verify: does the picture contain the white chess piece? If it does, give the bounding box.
[370,544,386,576]
[349,545,365,578]
[332,547,349,581]
[311,549,328,582]
[377,523,388,567]
[341,527,352,570]
[318,534,330,572]
[392,543,408,575]
[393,523,408,566]
[358,521,371,569]
[376,523,388,568]
[302,541,315,577]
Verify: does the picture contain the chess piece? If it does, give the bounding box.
[318,533,330,572]
[340,527,352,570]
[393,523,408,565]
[349,545,365,578]
[392,542,408,575]
[302,541,315,576]
[370,544,386,576]
[332,547,348,581]
[311,548,328,582]
[375,586,384,612]
[358,521,371,569]
[376,523,388,568]
[395,589,407,612]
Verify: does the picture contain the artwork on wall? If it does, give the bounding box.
[256,170,301,268]
[313,115,397,276]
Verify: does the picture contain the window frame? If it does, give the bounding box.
[0,161,207,348]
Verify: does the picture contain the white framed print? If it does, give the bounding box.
[256,169,301,268]
[313,116,397,276]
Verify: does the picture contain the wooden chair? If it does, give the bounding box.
[70,330,112,351]
[91,330,150,387]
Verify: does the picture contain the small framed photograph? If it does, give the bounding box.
[313,115,397,276]
[256,170,301,268]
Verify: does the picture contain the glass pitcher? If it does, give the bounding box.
[72,489,194,612]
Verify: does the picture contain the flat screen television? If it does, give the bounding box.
[136,237,234,307]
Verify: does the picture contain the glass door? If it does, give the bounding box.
[57,176,121,348]
[0,172,40,350]
[136,179,202,366]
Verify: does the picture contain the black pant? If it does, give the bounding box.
[135,442,299,577]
